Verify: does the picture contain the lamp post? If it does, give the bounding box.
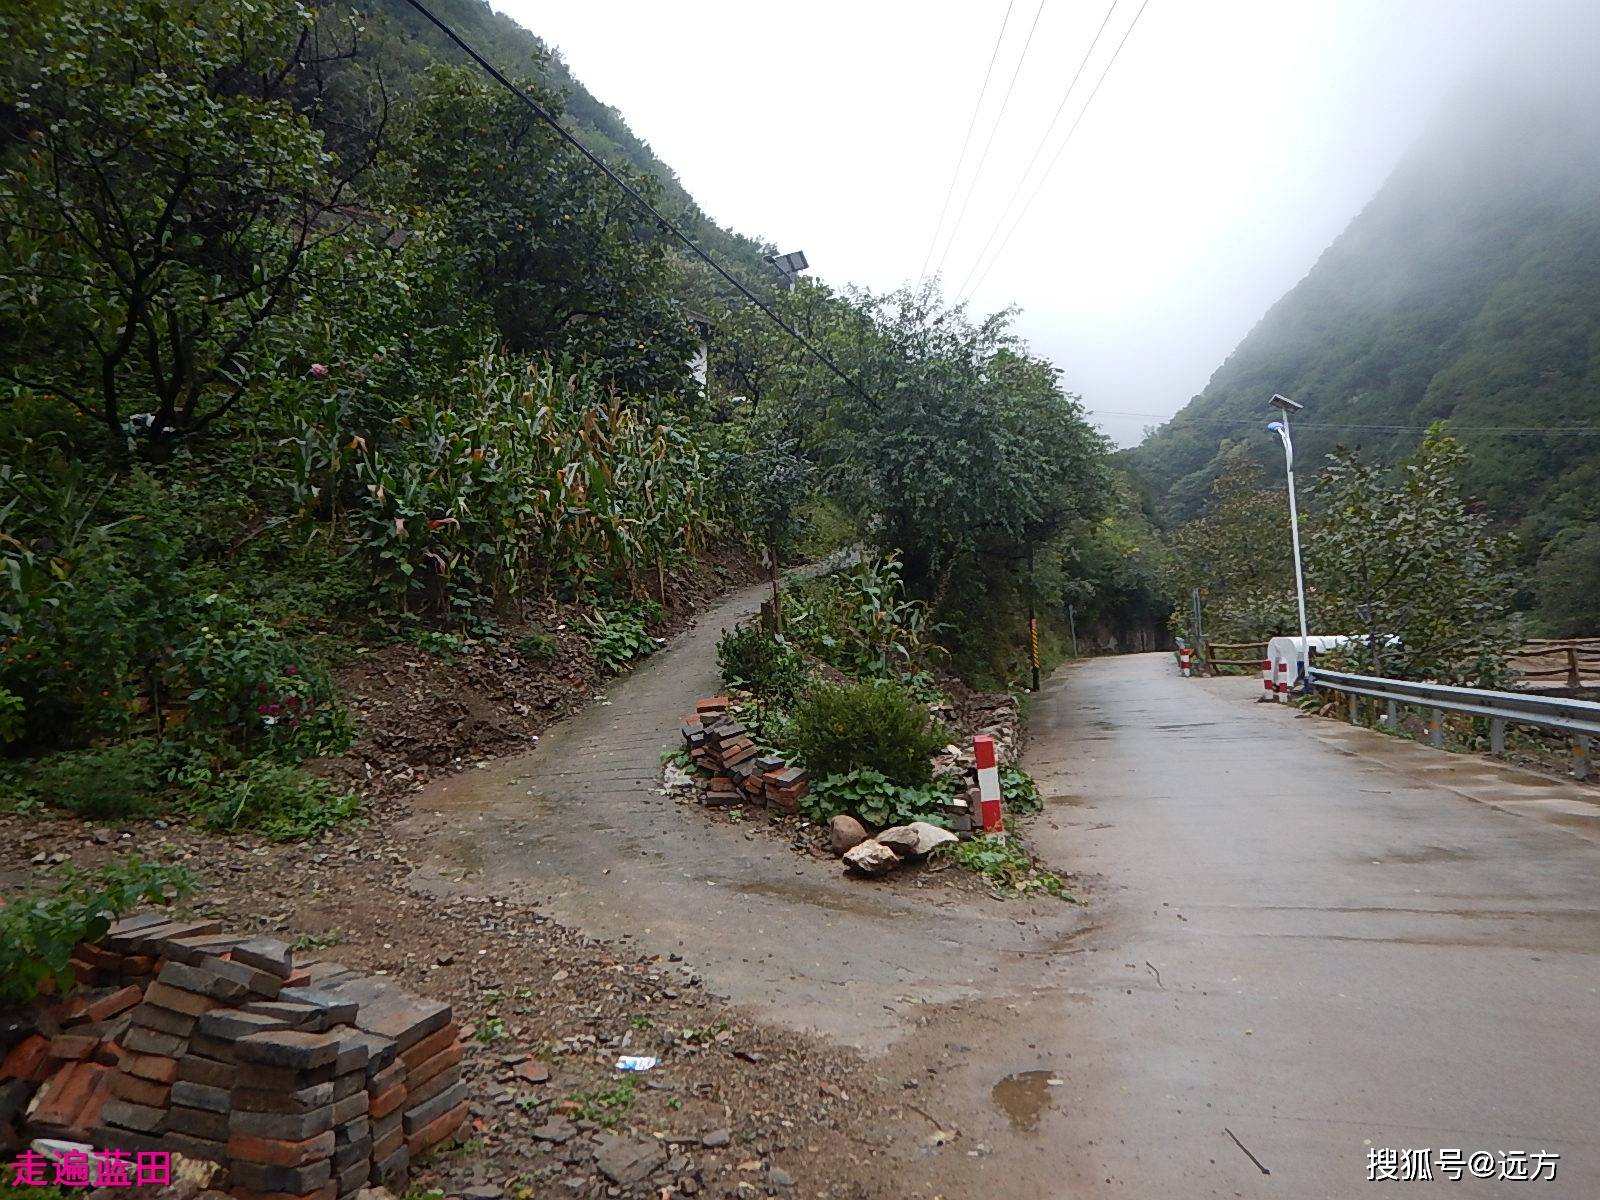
[1267,393,1311,691]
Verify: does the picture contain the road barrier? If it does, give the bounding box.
[973,735,1004,832]
[1508,639,1600,689]
[1309,667,1600,779]
[1179,647,1194,677]
[1261,658,1273,698]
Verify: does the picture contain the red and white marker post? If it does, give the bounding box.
[1179,647,1194,677]
[1261,658,1274,698]
[974,735,1004,833]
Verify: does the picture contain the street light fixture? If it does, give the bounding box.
[1268,393,1311,692]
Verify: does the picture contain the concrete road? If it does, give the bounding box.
[977,652,1600,1198]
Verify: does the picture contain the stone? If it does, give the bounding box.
[769,1166,795,1187]
[842,839,900,877]
[876,821,958,859]
[511,1058,549,1084]
[700,1128,731,1148]
[532,1118,576,1143]
[462,1187,503,1200]
[828,815,868,856]
[593,1133,666,1186]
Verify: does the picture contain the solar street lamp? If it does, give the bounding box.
[1268,393,1311,691]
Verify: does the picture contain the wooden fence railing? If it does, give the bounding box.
[1508,639,1600,688]
[1203,640,1268,674]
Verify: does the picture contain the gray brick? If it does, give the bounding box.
[157,960,248,1003]
[176,1054,235,1088]
[350,995,450,1052]
[402,1080,468,1134]
[170,1080,230,1113]
[335,1115,370,1146]
[231,1080,335,1114]
[279,987,359,1026]
[369,1145,408,1189]
[161,933,249,966]
[167,1104,230,1141]
[163,1132,226,1163]
[198,1008,293,1040]
[122,1025,187,1058]
[231,1159,333,1194]
[333,1135,372,1171]
[240,1000,329,1032]
[100,1099,167,1134]
[129,1003,197,1038]
[333,1071,367,1102]
[230,1104,334,1140]
[230,937,294,979]
[332,1091,368,1125]
[343,1031,397,1076]
[234,1029,340,1070]
[336,1156,370,1194]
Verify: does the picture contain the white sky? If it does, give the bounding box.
[492,0,1574,445]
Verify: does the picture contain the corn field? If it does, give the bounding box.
[297,355,715,612]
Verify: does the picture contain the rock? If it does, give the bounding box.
[876,822,958,859]
[769,1165,795,1187]
[593,1133,666,1185]
[828,815,868,856]
[533,1118,577,1143]
[701,1128,731,1148]
[842,840,899,877]
[463,1188,503,1200]
[512,1058,550,1083]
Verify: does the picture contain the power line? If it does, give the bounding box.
[916,0,1017,282]
[929,0,1049,281]
[948,0,1121,300]
[399,0,879,410]
[959,0,1152,304]
[1090,409,1600,435]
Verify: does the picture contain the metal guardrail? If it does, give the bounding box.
[1309,668,1600,778]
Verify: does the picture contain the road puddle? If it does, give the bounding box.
[990,1069,1061,1131]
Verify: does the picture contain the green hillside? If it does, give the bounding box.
[349,0,781,298]
[1126,79,1600,563]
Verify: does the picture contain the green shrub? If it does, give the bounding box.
[25,741,177,819]
[0,686,23,743]
[515,630,558,659]
[791,680,946,786]
[0,858,195,1004]
[800,768,950,828]
[1000,766,1042,814]
[186,760,359,841]
[583,601,661,672]
[717,625,809,703]
[937,833,1070,898]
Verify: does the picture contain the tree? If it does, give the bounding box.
[1534,524,1600,637]
[1160,446,1296,641]
[390,66,695,400]
[1308,430,1518,684]
[0,0,374,444]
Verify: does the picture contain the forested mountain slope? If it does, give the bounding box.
[1126,77,1600,557]
[352,0,781,295]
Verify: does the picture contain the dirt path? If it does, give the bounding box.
[399,573,1084,1052]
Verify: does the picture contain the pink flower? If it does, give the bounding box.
[266,704,281,716]
[286,695,302,707]
[285,665,299,676]
[256,704,270,715]
[309,363,329,379]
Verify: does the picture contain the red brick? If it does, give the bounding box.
[73,942,127,970]
[86,984,144,1022]
[405,1064,460,1110]
[31,1062,110,1132]
[406,1042,462,1090]
[367,1082,407,1121]
[1,1035,52,1082]
[281,968,312,988]
[75,1066,112,1132]
[110,1071,171,1107]
[398,1024,459,1071]
[120,954,158,975]
[371,1122,403,1160]
[228,1129,336,1168]
[404,1098,468,1155]
[118,1052,178,1084]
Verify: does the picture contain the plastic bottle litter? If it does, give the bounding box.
[614,1055,658,1072]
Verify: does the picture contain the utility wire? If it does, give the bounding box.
[959,0,1152,304]
[948,0,1120,300]
[399,0,879,410]
[917,0,1017,282]
[929,0,1049,281]
[1091,409,1600,435]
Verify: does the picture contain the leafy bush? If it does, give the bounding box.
[786,553,939,678]
[0,687,24,744]
[937,833,1069,898]
[0,858,195,1004]
[185,760,358,841]
[730,698,799,755]
[717,625,809,703]
[791,680,946,786]
[515,631,558,660]
[583,601,661,672]
[800,768,950,828]
[25,741,178,819]
[1000,766,1042,814]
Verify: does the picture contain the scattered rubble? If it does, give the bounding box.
[681,698,811,812]
[841,841,900,878]
[877,822,958,859]
[828,816,868,856]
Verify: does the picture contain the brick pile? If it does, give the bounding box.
[0,912,467,1200]
[681,696,810,812]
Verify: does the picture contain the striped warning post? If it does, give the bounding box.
[974,735,1003,833]
[1261,658,1274,697]
[1275,659,1290,702]
[1179,647,1193,677]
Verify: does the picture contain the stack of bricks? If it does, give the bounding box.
[681,696,810,812]
[0,911,467,1200]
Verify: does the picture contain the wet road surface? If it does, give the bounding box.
[987,652,1600,1198]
